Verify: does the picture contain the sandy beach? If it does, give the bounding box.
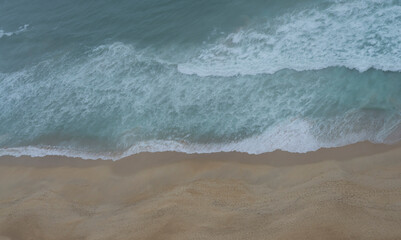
[0,141,401,240]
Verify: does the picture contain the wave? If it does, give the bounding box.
[178,0,401,76]
[0,24,29,39]
[1,1,400,161]
[1,118,399,161]
[1,41,400,160]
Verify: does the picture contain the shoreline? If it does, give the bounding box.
[1,141,401,239]
[0,141,400,167]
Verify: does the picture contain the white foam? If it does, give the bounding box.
[0,119,379,161]
[0,24,29,39]
[178,0,401,76]
[0,146,116,160]
[0,40,396,160]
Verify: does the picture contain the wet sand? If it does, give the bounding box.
[0,141,401,240]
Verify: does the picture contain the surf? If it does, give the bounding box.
[178,0,401,76]
[0,0,400,159]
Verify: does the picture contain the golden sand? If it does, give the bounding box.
[0,142,401,240]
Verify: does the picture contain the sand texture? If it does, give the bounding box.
[0,142,401,240]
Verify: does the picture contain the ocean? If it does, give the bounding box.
[0,0,400,160]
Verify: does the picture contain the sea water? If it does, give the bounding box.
[0,0,400,160]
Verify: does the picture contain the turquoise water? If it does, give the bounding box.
[0,0,400,159]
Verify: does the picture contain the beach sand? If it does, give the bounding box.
[0,142,401,240]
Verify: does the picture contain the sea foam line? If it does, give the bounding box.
[0,119,386,161]
[0,24,29,39]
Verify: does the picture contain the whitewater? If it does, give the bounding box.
[0,0,400,160]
